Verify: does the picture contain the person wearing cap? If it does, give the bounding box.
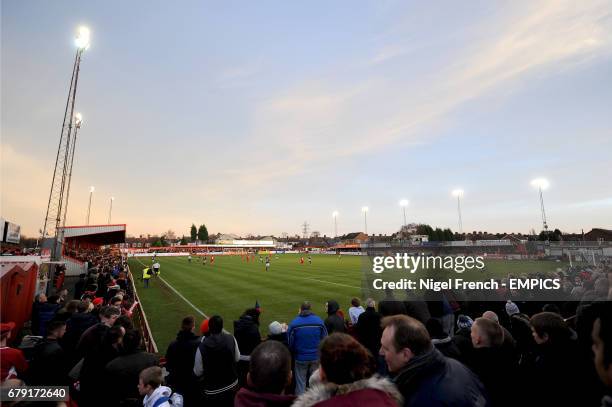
[165,316,201,407]
[267,321,289,348]
[1,322,28,383]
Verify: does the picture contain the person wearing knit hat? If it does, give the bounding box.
[505,300,520,316]
[456,314,474,330]
[200,318,210,336]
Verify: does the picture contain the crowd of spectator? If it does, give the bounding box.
[0,250,611,407]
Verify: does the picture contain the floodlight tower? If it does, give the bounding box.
[452,189,464,235]
[531,178,550,231]
[332,211,338,238]
[361,206,369,235]
[41,26,90,259]
[399,199,409,227]
[61,112,83,229]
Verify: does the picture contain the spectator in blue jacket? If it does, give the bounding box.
[287,301,328,395]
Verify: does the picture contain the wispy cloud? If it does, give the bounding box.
[215,0,612,191]
[568,197,612,208]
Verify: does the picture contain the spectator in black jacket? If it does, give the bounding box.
[61,300,98,364]
[106,329,159,405]
[165,316,201,407]
[468,317,516,407]
[380,315,488,407]
[27,320,69,386]
[324,300,346,334]
[355,298,384,373]
[194,315,240,406]
[523,312,584,407]
[234,308,262,386]
[452,314,474,358]
[378,288,407,317]
[234,308,262,357]
[73,273,87,300]
[77,306,121,407]
[426,318,462,362]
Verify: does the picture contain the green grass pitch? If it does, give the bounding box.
[128,254,566,352]
[128,254,364,351]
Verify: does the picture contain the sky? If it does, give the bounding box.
[2,0,612,238]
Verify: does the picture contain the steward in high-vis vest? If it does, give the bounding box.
[142,267,152,288]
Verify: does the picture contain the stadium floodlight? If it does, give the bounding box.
[531,178,550,231]
[74,112,83,128]
[75,26,91,50]
[399,199,409,227]
[361,206,369,235]
[108,196,115,224]
[86,186,94,225]
[41,26,91,259]
[451,189,464,235]
[332,211,339,237]
[531,178,550,190]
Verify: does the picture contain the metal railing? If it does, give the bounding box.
[126,264,158,353]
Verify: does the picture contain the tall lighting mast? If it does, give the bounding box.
[41,26,90,259]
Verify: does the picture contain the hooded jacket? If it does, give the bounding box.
[324,300,346,334]
[293,375,402,407]
[143,385,172,407]
[234,314,262,357]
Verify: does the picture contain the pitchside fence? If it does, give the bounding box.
[126,263,158,353]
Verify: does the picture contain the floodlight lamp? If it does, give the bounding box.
[361,206,369,213]
[89,186,95,193]
[111,196,115,201]
[75,26,91,50]
[452,189,464,198]
[74,112,83,127]
[332,211,338,218]
[399,199,409,207]
[531,178,549,190]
